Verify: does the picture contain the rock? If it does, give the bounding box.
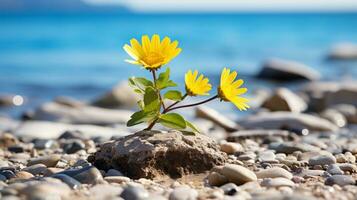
[104,176,130,184]
[14,121,132,139]
[89,184,123,200]
[256,167,293,179]
[296,169,325,177]
[0,174,6,181]
[327,43,357,60]
[92,81,140,108]
[120,185,149,200]
[261,177,295,187]
[169,186,198,200]
[220,183,240,196]
[22,164,50,176]
[220,142,242,154]
[195,106,241,132]
[325,88,357,108]
[91,130,227,179]
[70,166,103,184]
[58,130,88,140]
[27,155,61,167]
[0,95,15,106]
[62,139,85,154]
[308,154,336,166]
[43,168,64,177]
[19,182,71,200]
[239,112,338,132]
[338,163,357,173]
[0,133,18,148]
[0,170,15,179]
[51,174,81,189]
[106,169,124,177]
[207,172,228,186]
[258,151,277,163]
[220,164,257,185]
[257,58,320,81]
[327,164,344,175]
[269,142,320,154]
[54,96,86,108]
[14,171,34,179]
[33,139,57,150]
[262,88,307,113]
[0,117,19,132]
[331,104,357,124]
[320,109,347,127]
[325,175,355,186]
[31,102,132,125]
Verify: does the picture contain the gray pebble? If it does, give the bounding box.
[325,175,356,186]
[327,164,344,175]
[169,186,198,200]
[52,174,81,189]
[120,185,149,200]
[220,183,240,196]
[308,154,336,166]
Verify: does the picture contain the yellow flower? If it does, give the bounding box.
[218,68,249,111]
[185,70,212,96]
[123,34,182,70]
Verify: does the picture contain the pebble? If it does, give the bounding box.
[338,163,357,173]
[0,174,6,181]
[71,166,103,184]
[0,170,15,179]
[106,169,124,176]
[258,151,277,163]
[89,184,123,200]
[220,142,243,154]
[22,164,47,175]
[169,186,198,200]
[27,155,61,167]
[308,154,336,166]
[325,175,356,186]
[14,171,34,179]
[33,139,57,150]
[19,182,71,200]
[207,172,228,186]
[220,164,257,185]
[62,139,86,154]
[327,164,344,175]
[261,177,295,187]
[104,176,131,184]
[43,168,64,177]
[220,183,240,196]
[120,185,149,200]
[52,174,81,189]
[256,167,293,179]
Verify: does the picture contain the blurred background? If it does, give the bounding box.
[0,0,357,118]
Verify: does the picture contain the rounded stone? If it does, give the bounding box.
[261,177,295,188]
[169,186,198,200]
[220,142,242,154]
[91,130,227,179]
[256,167,293,180]
[325,175,356,186]
[207,172,228,186]
[27,155,61,167]
[220,164,257,185]
[120,185,149,200]
[308,154,336,166]
[15,171,34,179]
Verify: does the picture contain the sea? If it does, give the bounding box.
[0,12,357,118]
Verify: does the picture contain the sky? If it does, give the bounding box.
[84,0,357,12]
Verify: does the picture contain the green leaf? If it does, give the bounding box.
[156,68,177,89]
[143,86,160,112]
[158,113,187,129]
[185,120,200,133]
[127,110,148,126]
[134,89,143,94]
[127,110,158,127]
[129,77,154,92]
[137,100,144,110]
[164,90,183,101]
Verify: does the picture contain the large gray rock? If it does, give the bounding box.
[302,81,357,111]
[262,88,307,112]
[92,81,140,108]
[13,121,132,139]
[238,112,338,132]
[257,58,320,81]
[196,106,241,132]
[328,43,357,60]
[31,102,132,125]
[91,130,227,179]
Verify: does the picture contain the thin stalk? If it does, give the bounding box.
[151,70,166,110]
[165,95,218,112]
[164,93,188,113]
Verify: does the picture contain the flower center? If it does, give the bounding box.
[142,52,165,66]
[217,87,229,101]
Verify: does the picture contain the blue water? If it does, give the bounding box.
[0,13,357,117]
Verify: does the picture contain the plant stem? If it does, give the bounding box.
[145,118,158,130]
[151,70,166,110]
[164,93,188,113]
[166,95,219,112]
